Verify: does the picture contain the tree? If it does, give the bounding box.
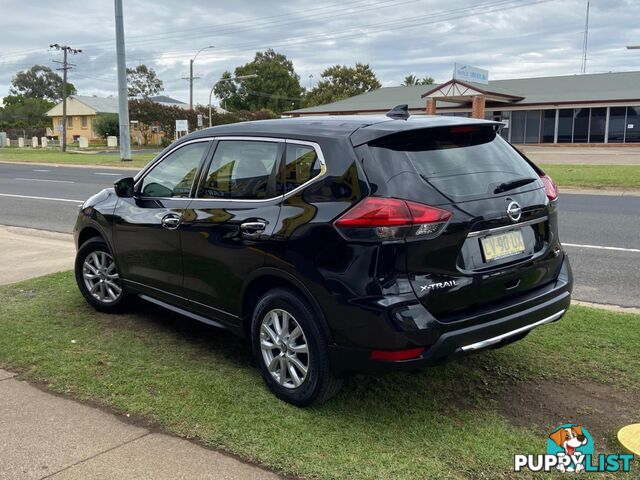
[0,96,53,129]
[306,63,381,107]
[127,64,163,98]
[214,49,303,113]
[94,114,120,138]
[9,65,75,102]
[401,75,435,86]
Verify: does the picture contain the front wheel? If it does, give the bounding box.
[74,237,130,312]
[251,288,343,406]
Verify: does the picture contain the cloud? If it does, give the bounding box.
[1,0,639,106]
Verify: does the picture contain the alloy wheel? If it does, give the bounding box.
[260,308,310,389]
[82,251,122,304]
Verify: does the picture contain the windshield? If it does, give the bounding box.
[368,125,540,200]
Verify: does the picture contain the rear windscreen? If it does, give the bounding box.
[368,126,540,200]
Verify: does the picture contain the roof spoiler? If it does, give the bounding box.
[386,104,410,120]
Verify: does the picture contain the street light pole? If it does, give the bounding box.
[184,45,214,110]
[208,74,258,127]
[114,0,131,161]
[627,46,640,49]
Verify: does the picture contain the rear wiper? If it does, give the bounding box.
[493,177,537,194]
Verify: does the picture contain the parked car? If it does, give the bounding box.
[74,108,572,406]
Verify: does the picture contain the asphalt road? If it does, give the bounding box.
[0,162,638,308]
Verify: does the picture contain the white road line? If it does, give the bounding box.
[32,169,51,172]
[94,172,121,176]
[14,177,75,184]
[564,243,640,253]
[0,193,83,203]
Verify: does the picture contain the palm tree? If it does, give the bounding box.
[402,75,435,86]
[402,74,419,86]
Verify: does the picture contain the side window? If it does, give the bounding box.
[139,141,209,198]
[284,143,322,191]
[201,140,279,199]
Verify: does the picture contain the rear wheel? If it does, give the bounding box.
[75,238,130,312]
[251,288,343,406]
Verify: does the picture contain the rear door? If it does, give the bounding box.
[363,125,563,320]
[113,139,212,300]
[179,138,284,326]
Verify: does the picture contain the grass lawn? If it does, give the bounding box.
[539,164,640,190]
[0,272,638,479]
[0,148,154,169]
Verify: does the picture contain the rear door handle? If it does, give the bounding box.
[161,213,182,230]
[240,221,267,238]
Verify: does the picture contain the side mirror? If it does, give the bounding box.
[114,177,135,198]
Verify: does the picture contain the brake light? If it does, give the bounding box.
[540,174,558,201]
[334,197,451,241]
[449,125,480,134]
[371,347,425,361]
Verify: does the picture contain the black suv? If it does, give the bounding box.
[74,112,572,406]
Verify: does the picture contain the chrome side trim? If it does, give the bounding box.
[138,294,227,329]
[190,137,327,204]
[213,136,286,143]
[132,136,328,204]
[467,216,547,238]
[460,309,565,352]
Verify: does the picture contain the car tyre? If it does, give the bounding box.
[251,288,343,406]
[75,237,130,312]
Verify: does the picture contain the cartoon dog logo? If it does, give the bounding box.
[548,425,589,472]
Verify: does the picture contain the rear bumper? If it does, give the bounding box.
[329,255,572,373]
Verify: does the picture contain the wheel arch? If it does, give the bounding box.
[77,225,104,247]
[241,268,334,343]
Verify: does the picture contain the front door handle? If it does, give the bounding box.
[161,213,182,230]
[240,221,267,238]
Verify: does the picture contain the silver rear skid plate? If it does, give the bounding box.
[460,309,565,352]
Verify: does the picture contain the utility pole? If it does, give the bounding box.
[114,0,131,161]
[183,46,214,110]
[50,44,81,152]
[580,0,590,74]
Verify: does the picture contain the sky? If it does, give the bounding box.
[1,0,639,107]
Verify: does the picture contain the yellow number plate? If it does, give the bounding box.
[480,230,525,261]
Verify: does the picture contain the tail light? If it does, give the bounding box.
[334,197,451,241]
[540,174,558,201]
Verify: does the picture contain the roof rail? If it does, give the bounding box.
[386,104,410,120]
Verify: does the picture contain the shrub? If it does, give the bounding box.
[94,114,119,138]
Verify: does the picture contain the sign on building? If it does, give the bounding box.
[453,63,489,85]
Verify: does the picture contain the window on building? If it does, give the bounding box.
[524,110,541,143]
[572,108,590,143]
[510,111,525,144]
[284,144,322,192]
[589,108,606,143]
[67,116,74,128]
[557,109,573,143]
[542,109,556,143]
[625,107,640,143]
[201,140,280,200]
[608,107,626,143]
[498,111,510,141]
[81,116,88,128]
